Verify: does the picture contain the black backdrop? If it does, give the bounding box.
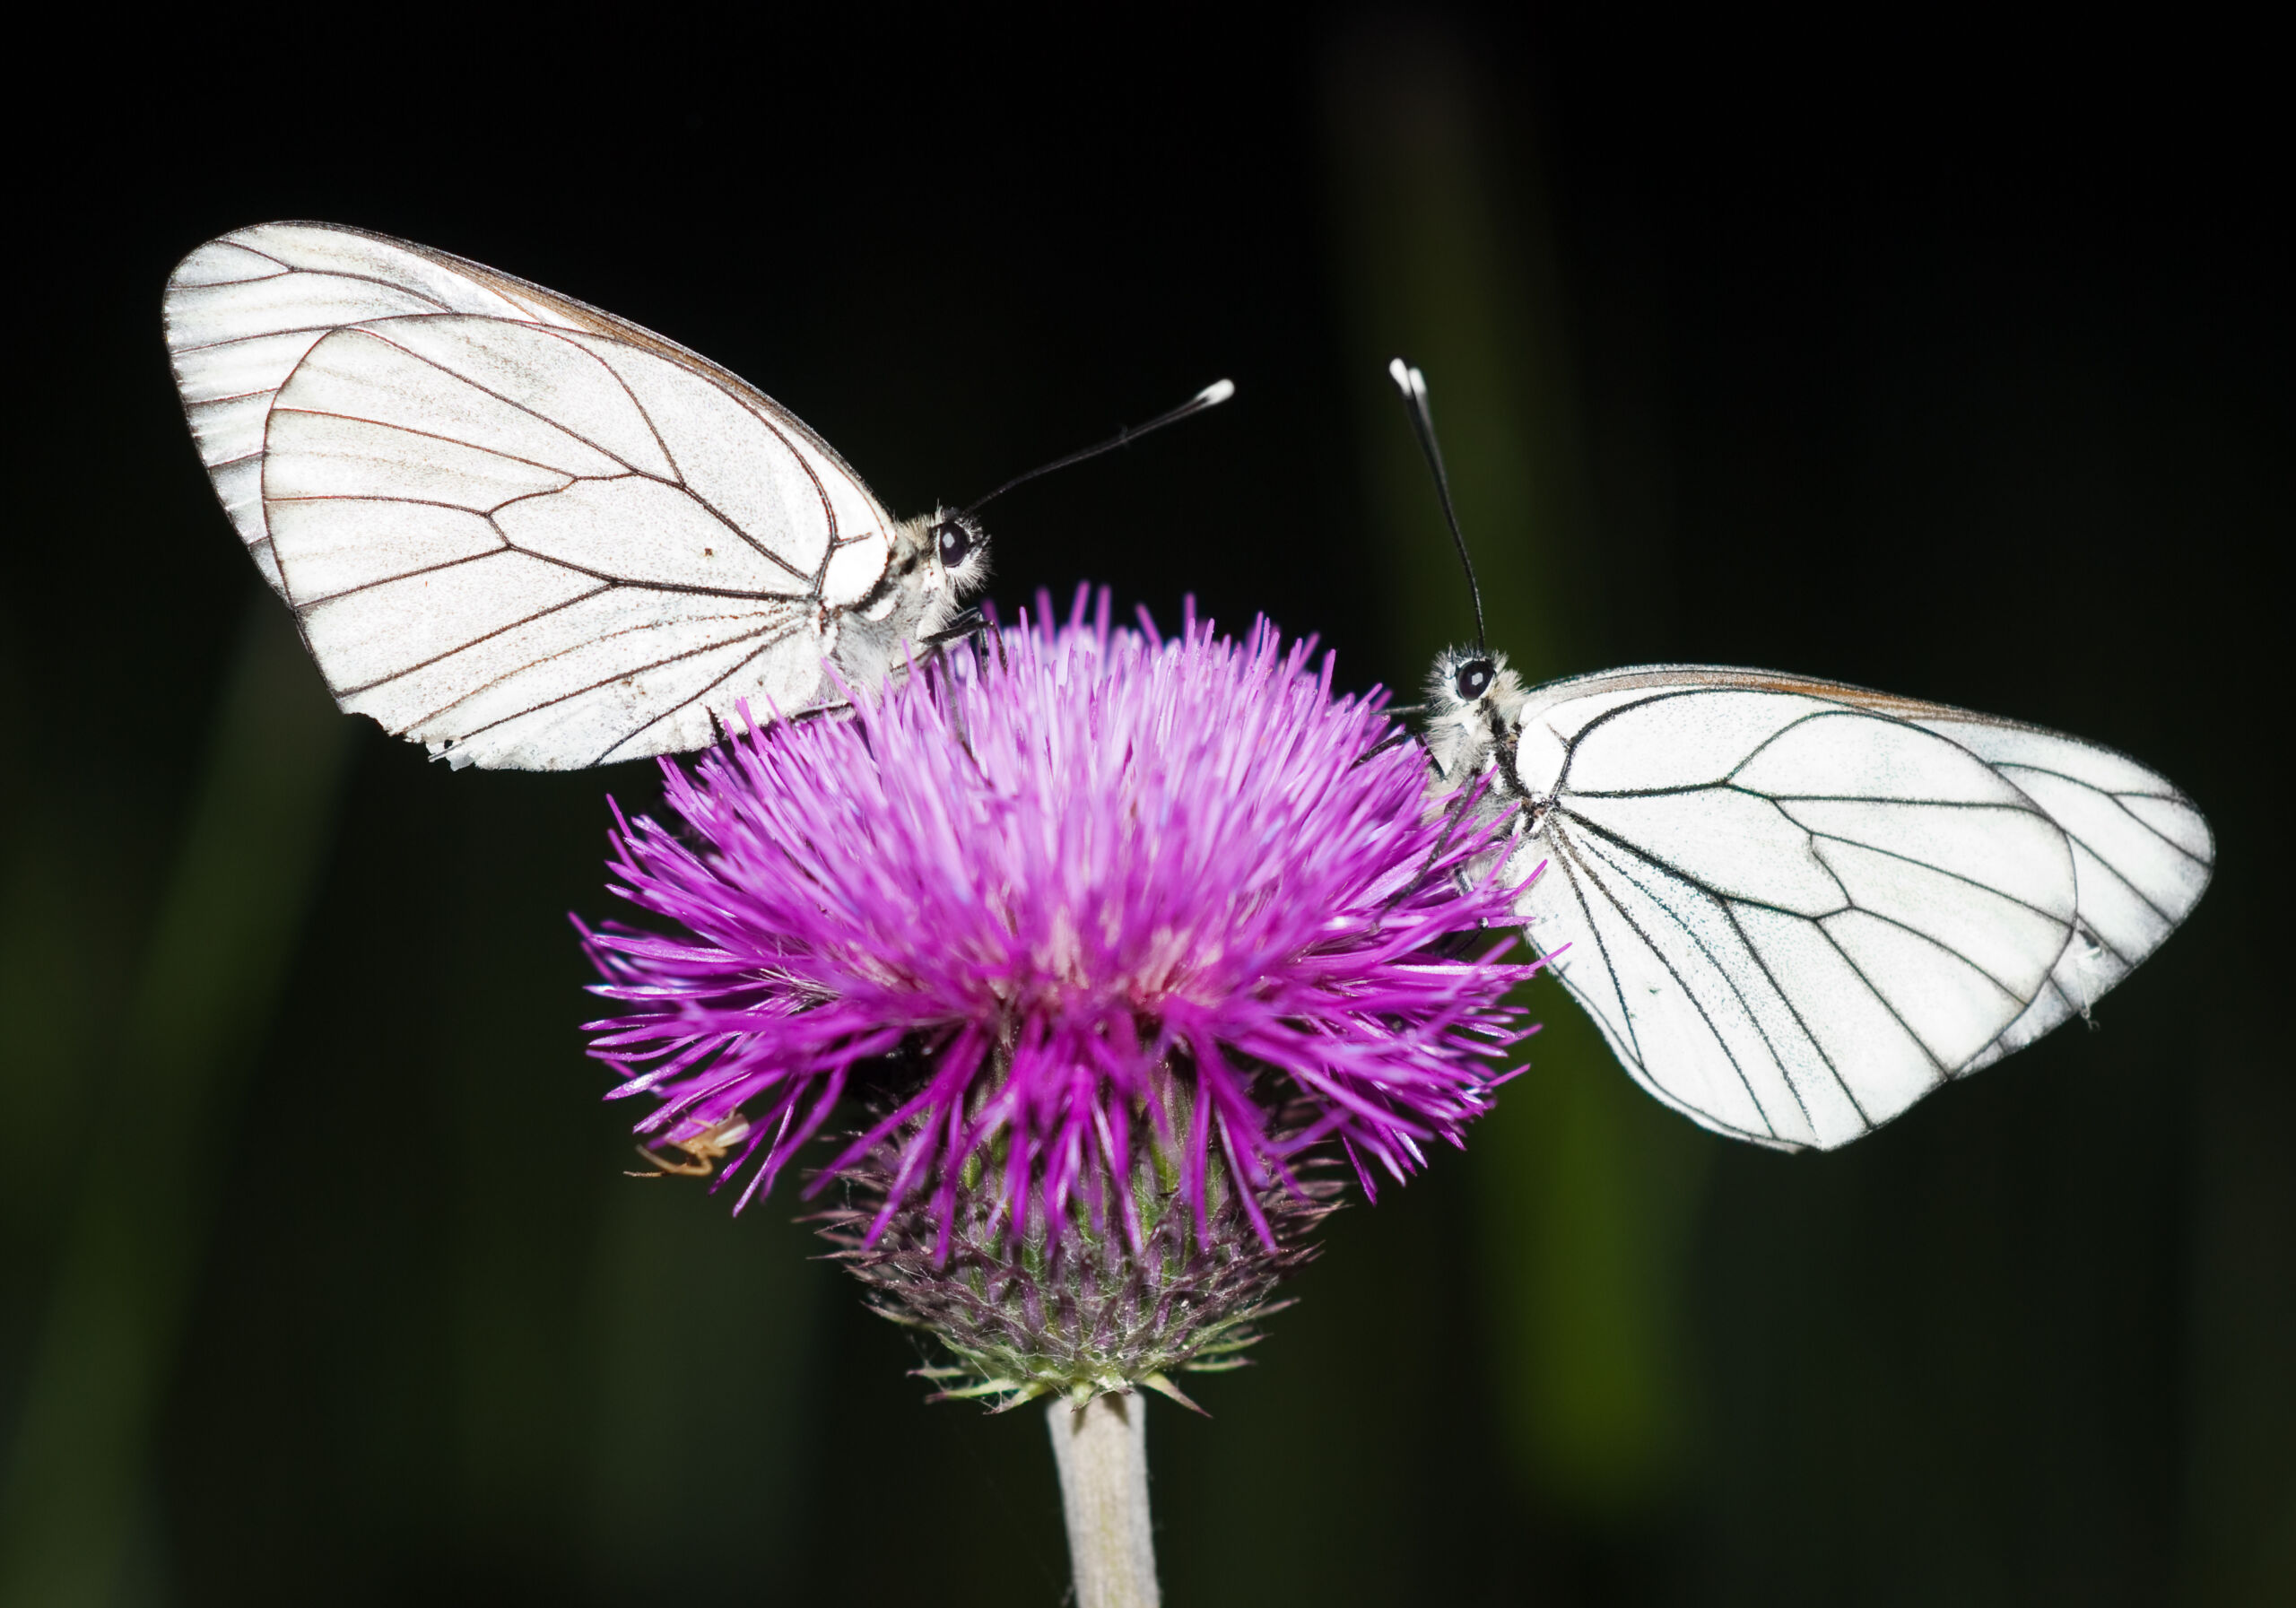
[4,8,2289,1606]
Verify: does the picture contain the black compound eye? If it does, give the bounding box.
[935,519,974,568]
[1454,657,1495,701]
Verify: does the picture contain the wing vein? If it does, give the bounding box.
[1558,825,1789,1139]
[530,327,685,482]
[2106,794,2213,869]
[1720,899,1873,1126]
[1726,707,1872,782]
[387,613,793,739]
[1556,804,1844,924]
[1795,821,2073,926]
[437,618,810,751]
[326,583,617,697]
[1815,925,1951,1080]
[345,325,658,477]
[267,405,596,484]
[283,536,509,608]
[588,625,816,767]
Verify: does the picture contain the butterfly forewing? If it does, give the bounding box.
[1502,667,2212,1150]
[164,222,910,770]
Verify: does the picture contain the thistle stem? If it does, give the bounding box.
[1046,1393,1161,1607]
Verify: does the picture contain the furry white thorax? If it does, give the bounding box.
[1420,646,1548,904]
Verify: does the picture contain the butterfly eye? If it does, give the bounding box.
[1454,658,1495,701]
[935,519,974,569]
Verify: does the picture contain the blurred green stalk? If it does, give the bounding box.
[0,599,349,1607]
[1324,19,1712,1518]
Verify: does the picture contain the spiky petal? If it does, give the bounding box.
[581,588,1532,1262]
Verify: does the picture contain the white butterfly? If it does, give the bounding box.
[166,221,1226,771]
[1391,360,2214,1150]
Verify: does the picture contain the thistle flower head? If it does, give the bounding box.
[581,587,1532,1400]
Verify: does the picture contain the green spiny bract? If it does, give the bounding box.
[813,1086,1342,1412]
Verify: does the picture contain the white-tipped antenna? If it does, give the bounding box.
[1387,358,1487,654]
[961,378,1237,517]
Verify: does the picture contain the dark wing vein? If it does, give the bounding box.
[345,321,808,580]
[1786,813,2077,928]
[1570,824,1817,1138]
[1557,803,1845,926]
[529,326,685,494]
[350,321,659,478]
[1991,769,2179,934]
[279,534,507,609]
[269,399,815,588]
[1724,706,1881,782]
[266,405,585,484]
[1562,791,2053,1032]
[588,621,817,768]
[1811,920,1951,1081]
[394,610,796,739]
[1552,823,1787,1140]
[1718,900,1873,1126]
[242,265,463,313]
[433,615,809,752]
[329,583,616,698]
[740,406,839,570]
[2105,792,2213,869]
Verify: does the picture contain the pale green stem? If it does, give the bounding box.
[1046,1393,1160,1608]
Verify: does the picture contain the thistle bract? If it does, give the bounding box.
[582,588,1532,1402]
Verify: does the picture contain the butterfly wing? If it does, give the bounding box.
[164,222,900,769]
[1500,666,2213,1150]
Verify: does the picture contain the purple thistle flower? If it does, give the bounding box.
[580,587,1534,1402]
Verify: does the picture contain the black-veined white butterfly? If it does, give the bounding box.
[1388,360,2213,1150]
[164,221,1229,770]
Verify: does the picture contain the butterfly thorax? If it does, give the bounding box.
[1422,645,1546,895]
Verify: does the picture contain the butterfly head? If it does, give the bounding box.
[1423,645,1527,788]
[870,508,991,640]
[927,510,990,600]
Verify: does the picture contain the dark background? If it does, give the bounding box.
[4,7,2288,1605]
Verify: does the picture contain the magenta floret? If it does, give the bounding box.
[580,587,1534,1252]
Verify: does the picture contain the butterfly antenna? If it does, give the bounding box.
[961,378,1236,517]
[1387,358,1486,654]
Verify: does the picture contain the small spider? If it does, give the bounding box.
[627,1114,752,1179]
